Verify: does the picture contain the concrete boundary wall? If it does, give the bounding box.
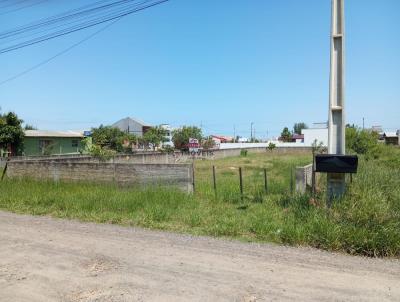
[6,161,194,193]
[295,164,313,194]
[7,147,312,164]
[211,147,311,159]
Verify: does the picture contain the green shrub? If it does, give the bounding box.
[240,149,248,157]
[346,127,381,159]
[267,142,276,151]
[89,145,116,161]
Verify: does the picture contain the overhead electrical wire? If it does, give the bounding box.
[0,0,168,54]
[0,0,29,10]
[0,0,49,16]
[0,1,146,44]
[0,0,154,45]
[0,0,169,85]
[0,18,122,86]
[1,0,133,37]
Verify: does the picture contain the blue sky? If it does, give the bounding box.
[1,0,399,138]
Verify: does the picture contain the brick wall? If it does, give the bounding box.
[6,161,194,193]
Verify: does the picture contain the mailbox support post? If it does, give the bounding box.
[328,0,346,202]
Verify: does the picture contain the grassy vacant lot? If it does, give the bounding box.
[1,147,399,257]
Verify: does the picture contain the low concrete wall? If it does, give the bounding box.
[211,147,311,159]
[295,164,313,194]
[7,147,311,165]
[219,142,310,149]
[6,161,194,193]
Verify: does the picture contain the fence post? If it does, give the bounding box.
[311,154,315,197]
[1,162,7,181]
[192,162,195,193]
[290,165,294,195]
[212,165,217,197]
[264,168,267,193]
[239,167,243,200]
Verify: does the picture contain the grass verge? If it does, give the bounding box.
[0,148,399,257]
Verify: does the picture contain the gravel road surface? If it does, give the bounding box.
[0,211,399,302]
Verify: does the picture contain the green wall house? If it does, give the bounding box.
[24,130,85,156]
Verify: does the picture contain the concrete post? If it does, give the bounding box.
[327,0,346,202]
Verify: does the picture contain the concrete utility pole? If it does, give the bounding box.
[327,0,346,200]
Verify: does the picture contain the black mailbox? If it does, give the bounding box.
[315,154,358,173]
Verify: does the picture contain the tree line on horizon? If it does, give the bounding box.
[0,110,384,159]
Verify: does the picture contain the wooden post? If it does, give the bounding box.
[312,156,316,197]
[239,167,243,200]
[290,166,294,195]
[1,162,8,181]
[192,161,195,193]
[263,168,267,193]
[212,165,217,197]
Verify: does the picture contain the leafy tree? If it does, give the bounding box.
[202,137,215,150]
[280,127,292,142]
[91,125,136,153]
[0,112,24,155]
[80,137,93,154]
[142,126,168,150]
[172,126,202,151]
[293,122,308,135]
[346,127,381,159]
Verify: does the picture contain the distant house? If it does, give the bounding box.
[24,130,85,156]
[211,135,234,143]
[160,124,174,147]
[371,125,383,134]
[112,117,151,137]
[278,134,304,143]
[292,134,304,143]
[382,132,399,145]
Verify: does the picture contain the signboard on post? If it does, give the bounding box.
[188,138,200,155]
[315,154,358,173]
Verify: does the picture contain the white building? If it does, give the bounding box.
[160,124,174,147]
[302,123,328,147]
[237,137,249,143]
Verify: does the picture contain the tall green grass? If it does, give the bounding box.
[0,148,399,257]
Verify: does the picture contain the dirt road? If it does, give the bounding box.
[0,211,399,302]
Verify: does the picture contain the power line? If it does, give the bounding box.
[0,0,29,10]
[0,0,49,16]
[0,18,121,86]
[0,0,169,85]
[0,0,169,54]
[0,1,143,45]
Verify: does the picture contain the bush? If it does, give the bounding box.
[89,145,116,161]
[160,145,175,154]
[267,142,276,151]
[240,149,248,157]
[346,127,381,159]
